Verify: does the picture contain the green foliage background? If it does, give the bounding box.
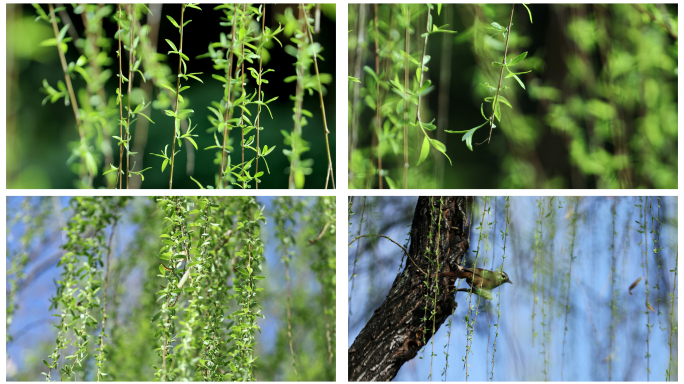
[348,4,677,189]
[6,196,335,381]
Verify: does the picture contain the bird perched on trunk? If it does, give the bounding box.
[433,267,512,299]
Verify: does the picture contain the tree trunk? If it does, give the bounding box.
[348,196,470,381]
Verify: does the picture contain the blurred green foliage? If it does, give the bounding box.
[348,4,677,189]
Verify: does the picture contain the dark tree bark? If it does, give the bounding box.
[348,196,470,381]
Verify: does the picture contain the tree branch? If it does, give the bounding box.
[486,4,515,143]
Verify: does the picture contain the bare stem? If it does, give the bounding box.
[302,4,335,189]
[126,4,135,189]
[348,234,426,276]
[239,3,247,189]
[415,6,430,124]
[48,4,91,186]
[255,5,265,189]
[48,4,84,139]
[487,4,515,143]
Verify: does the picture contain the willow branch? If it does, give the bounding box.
[348,234,426,276]
[117,5,124,188]
[169,5,186,189]
[302,4,335,189]
[487,4,514,143]
[255,5,266,189]
[219,4,238,188]
[414,6,430,124]
[403,6,410,188]
[48,3,89,183]
[374,4,382,189]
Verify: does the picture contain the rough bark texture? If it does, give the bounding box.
[348,196,470,381]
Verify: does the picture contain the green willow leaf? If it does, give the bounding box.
[417,135,430,166]
[507,51,528,66]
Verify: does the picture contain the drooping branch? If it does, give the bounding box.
[486,4,515,143]
[348,196,470,381]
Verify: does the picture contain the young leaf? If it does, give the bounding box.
[417,135,430,166]
[166,15,179,29]
[57,24,70,43]
[385,175,397,189]
[165,39,178,53]
[507,51,528,66]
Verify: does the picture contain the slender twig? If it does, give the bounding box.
[429,197,442,380]
[415,6,430,124]
[239,3,247,189]
[161,292,170,380]
[289,6,305,189]
[556,239,599,338]
[349,197,365,328]
[97,219,117,381]
[7,318,55,345]
[255,5,265,190]
[465,197,490,381]
[117,5,123,188]
[169,5,186,189]
[486,4,514,143]
[490,197,509,380]
[560,199,578,380]
[80,5,114,187]
[307,221,330,245]
[130,3,162,189]
[48,3,90,185]
[56,5,80,44]
[668,248,677,380]
[374,4,382,189]
[645,199,650,381]
[320,276,333,364]
[220,4,238,188]
[126,4,135,189]
[349,234,426,276]
[531,197,543,347]
[403,6,409,189]
[436,5,452,188]
[349,5,366,185]
[632,4,677,40]
[302,4,335,189]
[285,257,299,379]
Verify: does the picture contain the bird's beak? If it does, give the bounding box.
[506,279,513,285]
